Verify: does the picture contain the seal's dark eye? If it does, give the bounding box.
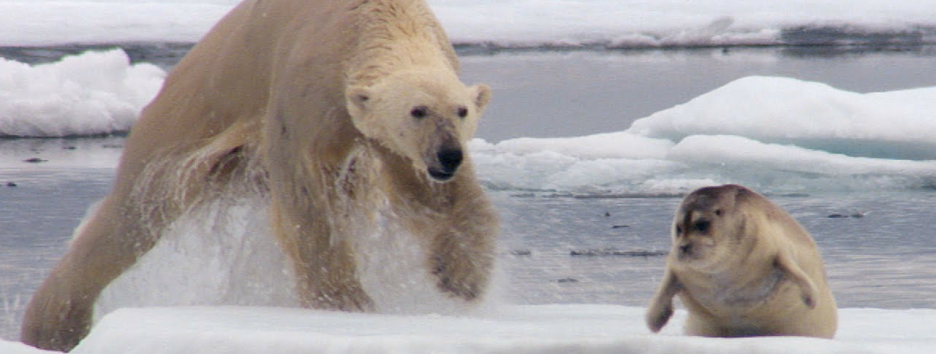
[675,225,682,234]
[410,106,428,119]
[456,106,468,118]
[693,220,710,233]
[714,209,722,216]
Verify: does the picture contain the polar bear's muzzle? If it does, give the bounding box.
[426,147,463,182]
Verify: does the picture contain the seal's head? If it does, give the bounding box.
[670,184,762,271]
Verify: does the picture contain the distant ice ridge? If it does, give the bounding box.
[0,49,165,137]
[0,1,237,46]
[630,76,936,160]
[434,0,936,49]
[1,0,935,48]
[472,76,936,195]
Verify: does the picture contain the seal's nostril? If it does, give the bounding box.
[679,243,692,254]
[437,149,462,172]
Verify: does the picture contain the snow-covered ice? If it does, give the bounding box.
[433,0,936,49]
[471,76,936,195]
[1,0,935,48]
[0,305,930,354]
[629,76,936,160]
[0,340,59,354]
[0,49,164,137]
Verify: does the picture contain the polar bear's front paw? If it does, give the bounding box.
[432,258,484,301]
[307,287,375,312]
[437,276,480,301]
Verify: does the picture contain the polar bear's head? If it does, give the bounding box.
[346,70,491,182]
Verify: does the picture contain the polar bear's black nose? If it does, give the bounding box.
[438,149,463,172]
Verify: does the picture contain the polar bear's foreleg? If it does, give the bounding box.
[269,198,375,312]
[428,197,497,302]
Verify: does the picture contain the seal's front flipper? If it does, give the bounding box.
[776,251,818,308]
[646,270,681,332]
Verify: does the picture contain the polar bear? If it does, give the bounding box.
[21,0,497,351]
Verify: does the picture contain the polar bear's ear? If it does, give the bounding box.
[346,86,373,113]
[470,84,492,111]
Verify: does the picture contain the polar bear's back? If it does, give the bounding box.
[126,0,456,158]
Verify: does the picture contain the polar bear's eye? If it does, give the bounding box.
[457,106,468,118]
[410,106,428,119]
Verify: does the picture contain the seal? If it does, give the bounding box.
[645,184,837,338]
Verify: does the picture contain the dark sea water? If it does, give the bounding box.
[1,44,935,341]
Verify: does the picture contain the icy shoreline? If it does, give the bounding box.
[4,305,933,354]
